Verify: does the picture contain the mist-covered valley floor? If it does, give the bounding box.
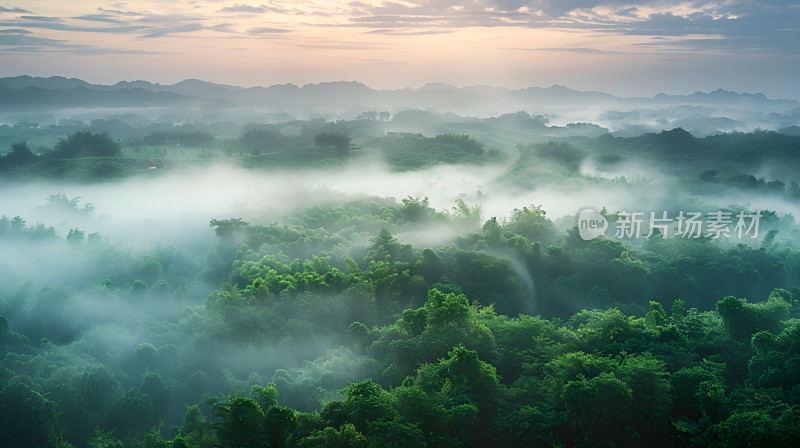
[2,93,800,447]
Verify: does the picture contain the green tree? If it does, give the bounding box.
[314,132,351,155]
[340,379,397,433]
[41,192,95,214]
[423,288,470,326]
[398,196,436,222]
[297,423,367,448]
[716,295,790,340]
[213,397,267,448]
[67,227,86,244]
[645,301,668,329]
[0,382,58,448]
[504,204,559,246]
[450,199,483,227]
[414,345,500,407]
[433,133,484,155]
[134,343,159,370]
[88,428,124,448]
[446,250,526,316]
[265,405,296,447]
[250,383,279,410]
[562,373,634,443]
[367,421,426,448]
[241,128,283,154]
[670,360,726,420]
[0,141,36,168]
[54,130,121,158]
[365,228,413,264]
[482,217,502,245]
[105,387,156,438]
[421,248,445,284]
[77,365,124,416]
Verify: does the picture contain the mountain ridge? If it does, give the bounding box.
[2,75,795,101]
[1,75,797,116]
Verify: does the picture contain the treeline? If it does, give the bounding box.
[0,131,120,167]
[1,194,799,447]
[581,129,800,199]
[6,120,800,189]
[0,118,495,177]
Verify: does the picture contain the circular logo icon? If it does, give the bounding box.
[578,208,608,240]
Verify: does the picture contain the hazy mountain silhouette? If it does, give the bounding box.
[0,76,797,115]
[0,83,193,110]
[780,125,800,136]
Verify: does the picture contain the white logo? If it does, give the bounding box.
[578,208,608,240]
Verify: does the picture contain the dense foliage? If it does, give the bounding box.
[1,118,800,447]
[1,190,799,447]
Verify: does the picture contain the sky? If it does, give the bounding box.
[1,1,799,98]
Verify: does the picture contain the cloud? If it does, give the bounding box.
[2,0,797,62]
[340,0,800,39]
[0,6,32,14]
[96,7,145,17]
[0,31,160,54]
[0,8,213,40]
[67,46,162,55]
[208,23,239,33]
[219,4,267,13]
[320,0,550,29]
[218,3,288,14]
[349,15,444,25]
[73,14,127,24]
[597,7,800,54]
[139,23,205,38]
[19,15,64,22]
[365,28,456,36]
[0,33,66,47]
[521,46,625,55]
[135,13,204,24]
[0,19,146,34]
[248,26,292,34]
[330,0,800,56]
[289,39,389,51]
[0,28,31,34]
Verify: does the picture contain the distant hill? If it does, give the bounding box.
[0,83,195,110]
[0,76,798,117]
[0,75,96,91]
[780,125,800,136]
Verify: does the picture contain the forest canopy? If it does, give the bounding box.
[1,110,800,447]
